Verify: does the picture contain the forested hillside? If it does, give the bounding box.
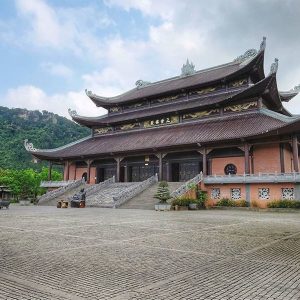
[0,106,90,170]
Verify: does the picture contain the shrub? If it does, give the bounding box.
[187,182,197,190]
[235,199,248,207]
[197,190,208,208]
[158,181,169,188]
[267,200,300,209]
[216,198,235,207]
[172,197,195,207]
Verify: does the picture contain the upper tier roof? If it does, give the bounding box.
[26,108,300,161]
[85,40,266,108]
[71,74,277,127]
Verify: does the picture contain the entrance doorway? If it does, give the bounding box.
[171,163,180,181]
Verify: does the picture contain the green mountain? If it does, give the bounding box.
[0,106,90,170]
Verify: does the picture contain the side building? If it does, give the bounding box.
[25,37,300,207]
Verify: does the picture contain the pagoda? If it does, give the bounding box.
[25,37,300,206]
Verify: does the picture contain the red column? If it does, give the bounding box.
[292,136,299,172]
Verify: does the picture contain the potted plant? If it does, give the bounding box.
[172,197,191,210]
[196,190,208,209]
[154,181,172,211]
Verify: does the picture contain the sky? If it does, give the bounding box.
[0,0,300,118]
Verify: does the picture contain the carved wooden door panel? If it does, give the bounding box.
[104,166,117,180]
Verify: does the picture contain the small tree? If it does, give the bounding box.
[154,181,171,203]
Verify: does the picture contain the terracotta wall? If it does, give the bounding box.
[205,182,295,208]
[252,144,280,173]
[211,156,245,175]
[67,166,96,183]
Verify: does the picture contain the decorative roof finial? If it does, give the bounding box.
[68,108,78,118]
[260,36,267,51]
[24,139,37,152]
[269,58,279,75]
[135,80,151,89]
[290,84,300,92]
[85,89,93,97]
[234,49,258,63]
[181,59,195,77]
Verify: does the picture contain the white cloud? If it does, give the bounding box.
[3,85,106,118]
[41,62,73,78]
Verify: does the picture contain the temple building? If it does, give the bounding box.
[25,37,300,206]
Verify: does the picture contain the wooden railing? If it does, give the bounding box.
[170,173,203,199]
[113,174,158,208]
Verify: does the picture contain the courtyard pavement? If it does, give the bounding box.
[0,206,300,300]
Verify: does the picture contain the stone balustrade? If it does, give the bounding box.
[203,172,300,184]
[113,174,158,208]
[170,173,203,199]
[38,179,84,205]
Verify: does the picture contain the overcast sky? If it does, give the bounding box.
[0,0,300,118]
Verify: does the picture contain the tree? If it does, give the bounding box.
[154,181,171,203]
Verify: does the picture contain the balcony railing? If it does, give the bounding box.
[203,172,300,184]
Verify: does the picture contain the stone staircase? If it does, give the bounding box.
[120,182,183,210]
[39,183,86,206]
[86,182,140,208]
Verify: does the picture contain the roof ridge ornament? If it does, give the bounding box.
[181,59,195,77]
[24,139,37,152]
[135,80,151,89]
[68,108,78,117]
[269,58,279,75]
[290,84,300,92]
[233,49,258,63]
[260,36,267,51]
[85,89,95,97]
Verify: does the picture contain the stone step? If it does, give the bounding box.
[120,182,182,210]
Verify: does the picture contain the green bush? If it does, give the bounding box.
[197,190,208,208]
[216,198,235,207]
[158,181,169,188]
[267,200,300,209]
[216,198,248,207]
[172,197,196,207]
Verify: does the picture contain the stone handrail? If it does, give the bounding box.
[113,174,158,208]
[170,172,203,199]
[38,179,84,204]
[40,180,76,188]
[85,176,115,197]
[204,172,300,184]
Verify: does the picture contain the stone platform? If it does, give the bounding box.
[0,206,300,299]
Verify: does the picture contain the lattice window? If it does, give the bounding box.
[231,188,241,200]
[281,188,295,200]
[258,188,270,200]
[211,188,220,200]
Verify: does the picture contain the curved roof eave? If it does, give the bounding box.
[86,48,265,108]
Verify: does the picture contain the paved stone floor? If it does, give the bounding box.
[0,206,300,300]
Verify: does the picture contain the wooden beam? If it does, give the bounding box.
[292,136,299,172]
[65,161,70,181]
[244,143,250,174]
[279,143,285,173]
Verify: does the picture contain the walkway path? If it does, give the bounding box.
[0,207,299,299]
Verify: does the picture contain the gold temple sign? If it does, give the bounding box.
[94,127,113,134]
[228,78,248,88]
[144,116,179,128]
[109,106,121,113]
[224,101,257,113]
[182,109,219,120]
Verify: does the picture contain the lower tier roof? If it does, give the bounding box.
[28,109,300,161]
